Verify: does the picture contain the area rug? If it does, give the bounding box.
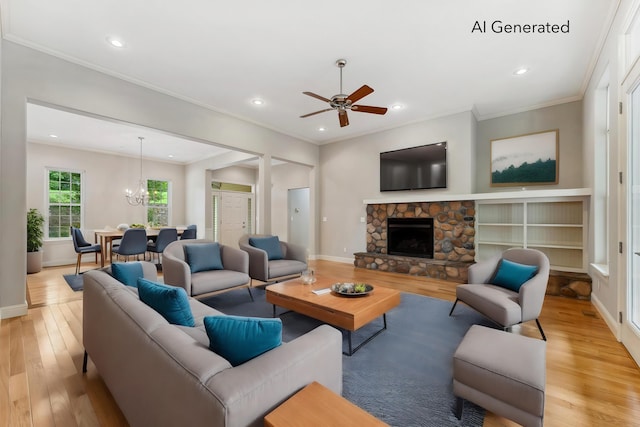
[63,273,84,291]
[201,287,494,426]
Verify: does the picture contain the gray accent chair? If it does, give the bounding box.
[162,239,252,299]
[449,248,550,340]
[238,234,307,285]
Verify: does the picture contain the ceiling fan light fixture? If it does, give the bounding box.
[300,59,387,128]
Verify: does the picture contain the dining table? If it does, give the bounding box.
[94,227,186,267]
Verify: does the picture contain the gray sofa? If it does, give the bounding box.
[82,263,343,427]
[163,239,252,298]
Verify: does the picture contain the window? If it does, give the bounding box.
[47,169,82,238]
[147,179,170,226]
[593,72,611,266]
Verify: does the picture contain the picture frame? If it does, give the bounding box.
[490,129,559,187]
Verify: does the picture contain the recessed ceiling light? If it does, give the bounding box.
[49,134,58,138]
[318,127,326,132]
[514,68,528,76]
[106,37,125,48]
[168,154,174,158]
[251,98,264,106]
[391,104,404,110]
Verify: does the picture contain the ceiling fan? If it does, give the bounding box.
[300,59,388,128]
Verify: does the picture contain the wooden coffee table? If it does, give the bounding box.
[264,381,388,426]
[266,275,401,355]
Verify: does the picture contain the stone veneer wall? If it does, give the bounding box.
[354,201,476,282]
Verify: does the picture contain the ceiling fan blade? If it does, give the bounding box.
[303,91,331,103]
[351,105,388,115]
[300,108,333,118]
[347,85,374,104]
[339,111,349,127]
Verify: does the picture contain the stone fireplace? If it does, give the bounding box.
[387,217,434,258]
[354,201,476,282]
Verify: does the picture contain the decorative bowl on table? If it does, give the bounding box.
[331,282,374,297]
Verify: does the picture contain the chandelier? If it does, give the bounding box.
[125,136,149,206]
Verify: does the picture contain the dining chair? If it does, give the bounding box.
[112,228,148,262]
[180,224,197,240]
[147,228,178,264]
[70,226,102,274]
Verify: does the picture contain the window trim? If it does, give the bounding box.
[45,166,85,241]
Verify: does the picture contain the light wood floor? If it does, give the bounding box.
[3,260,640,426]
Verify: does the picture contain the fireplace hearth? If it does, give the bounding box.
[387,218,434,258]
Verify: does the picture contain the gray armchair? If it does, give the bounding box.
[162,239,252,300]
[238,234,307,285]
[449,248,550,340]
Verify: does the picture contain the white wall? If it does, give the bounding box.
[27,142,186,266]
[318,111,476,261]
[476,101,584,193]
[0,41,317,318]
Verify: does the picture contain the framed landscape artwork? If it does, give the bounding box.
[490,129,559,187]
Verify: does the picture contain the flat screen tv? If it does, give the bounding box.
[380,142,447,191]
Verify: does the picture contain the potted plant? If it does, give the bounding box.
[27,208,45,274]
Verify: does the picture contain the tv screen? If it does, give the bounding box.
[380,142,447,191]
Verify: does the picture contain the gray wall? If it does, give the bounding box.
[476,101,584,193]
[318,111,476,261]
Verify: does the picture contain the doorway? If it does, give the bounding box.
[288,188,310,250]
[212,189,255,247]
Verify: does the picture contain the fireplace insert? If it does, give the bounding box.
[387,217,434,258]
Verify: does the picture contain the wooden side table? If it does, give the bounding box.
[264,381,388,427]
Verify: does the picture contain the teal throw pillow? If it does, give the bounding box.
[184,243,223,273]
[137,278,195,327]
[248,236,283,261]
[111,262,144,287]
[204,315,282,366]
[492,259,538,292]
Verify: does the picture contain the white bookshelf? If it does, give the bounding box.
[476,196,589,272]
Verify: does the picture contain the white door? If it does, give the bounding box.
[621,60,640,363]
[215,191,254,247]
[288,188,310,249]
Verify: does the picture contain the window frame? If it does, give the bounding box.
[146,178,171,227]
[45,167,84,240]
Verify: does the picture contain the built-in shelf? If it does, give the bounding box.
[476,195,589,272]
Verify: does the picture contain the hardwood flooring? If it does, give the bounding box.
[2,260,640,426]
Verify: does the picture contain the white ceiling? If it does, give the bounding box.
[2,0,618,160]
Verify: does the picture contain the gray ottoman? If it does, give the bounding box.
[453,325,546,427]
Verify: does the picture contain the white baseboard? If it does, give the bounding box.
[316,255,354,264]
[1,302,28,319]
[44,258,77,268]
[591,294,621,341]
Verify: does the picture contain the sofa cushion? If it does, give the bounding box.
[191,270,250,295]
[492,259,538,292]
[111,262,144,287]
[204,315,282,366]
[184,243,224,273]
[249,236,283,261]
[137,278,195,327]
